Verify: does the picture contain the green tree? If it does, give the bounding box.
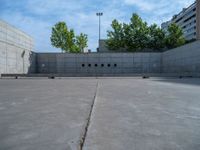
[147,24,165,51]
[50,22,88,53]
[106,13,149,52]
[106,14,186,52]
[50,22,68,52]
[106,19,125,51]
[125,13,149,51]
[76,33,88,52]
[165,23,185,49]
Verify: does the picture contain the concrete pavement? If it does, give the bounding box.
[83,78,200,150]
[0,78,200,150]
[0,79,97,150]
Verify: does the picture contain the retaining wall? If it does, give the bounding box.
[36,53,162,75]
[0,41,36,74]
[0,20,35,74]
[162,40,200,76]
[36,41,200,76]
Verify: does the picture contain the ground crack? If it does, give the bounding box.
[79,81,99,150]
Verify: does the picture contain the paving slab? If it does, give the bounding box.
[83,78,200,150]
[1,78,200,150]
[0,79,97,150]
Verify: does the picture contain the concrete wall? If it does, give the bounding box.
[162,40,200,76]
[36,41,200,76]
[0,20,35,74]
[98,40,110,53]
[36,53,162,75]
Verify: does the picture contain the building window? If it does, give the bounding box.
[184,14,196,23]
[95,64,98,67]
[107,64,111,67]
[88,64,91,67]
[101,64,104,67]
[114,64,117,67]
[82,64,85,67]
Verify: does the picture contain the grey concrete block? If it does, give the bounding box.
[99,57,111,62]
[122,57,133,63]
[76,56,88,62]
[111,57,121,62]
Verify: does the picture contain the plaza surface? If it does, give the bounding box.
[0,77,200,150]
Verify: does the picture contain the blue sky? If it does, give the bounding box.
[0,0,195,52]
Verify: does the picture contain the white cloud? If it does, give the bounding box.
[0,0,195,52]
[123,0,195,25]
[124,0,156,11]
[25,0,121,51]
[0,11,54,52]
[21,0,128,52]
[123,0,194,11]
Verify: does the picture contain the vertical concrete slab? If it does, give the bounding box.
[35,52,164,76]
[162,40,200,76]
[0,20,35,75]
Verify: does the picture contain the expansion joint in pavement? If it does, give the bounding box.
[79,81,99,150]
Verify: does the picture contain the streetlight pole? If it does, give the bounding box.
[96,12,103,50]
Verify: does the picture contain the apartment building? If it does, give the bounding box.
[161,0,200,41]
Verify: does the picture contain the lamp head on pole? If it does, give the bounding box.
[96,12,103,16]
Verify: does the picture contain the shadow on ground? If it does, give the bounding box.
[152,77,200,86]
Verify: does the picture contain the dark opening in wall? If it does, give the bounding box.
[114,64,117,67]
[82,64,85,67]
[95,64,98,67]
[101,64,104,67]
[88,64,91,67]
[107,64,111,67]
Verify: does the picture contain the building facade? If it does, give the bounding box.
[197,0,200,39]
[0,19,35,74]
[161,0,200,41]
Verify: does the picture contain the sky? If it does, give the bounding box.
[0,0,195,52]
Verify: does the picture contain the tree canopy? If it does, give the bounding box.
[125,13,149,51]
[76,33,88,52]
[106,13,186,52]
[148,24,165,50]
[50,22,88,53]
[165,23,186,49]
[106,19,125,51]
